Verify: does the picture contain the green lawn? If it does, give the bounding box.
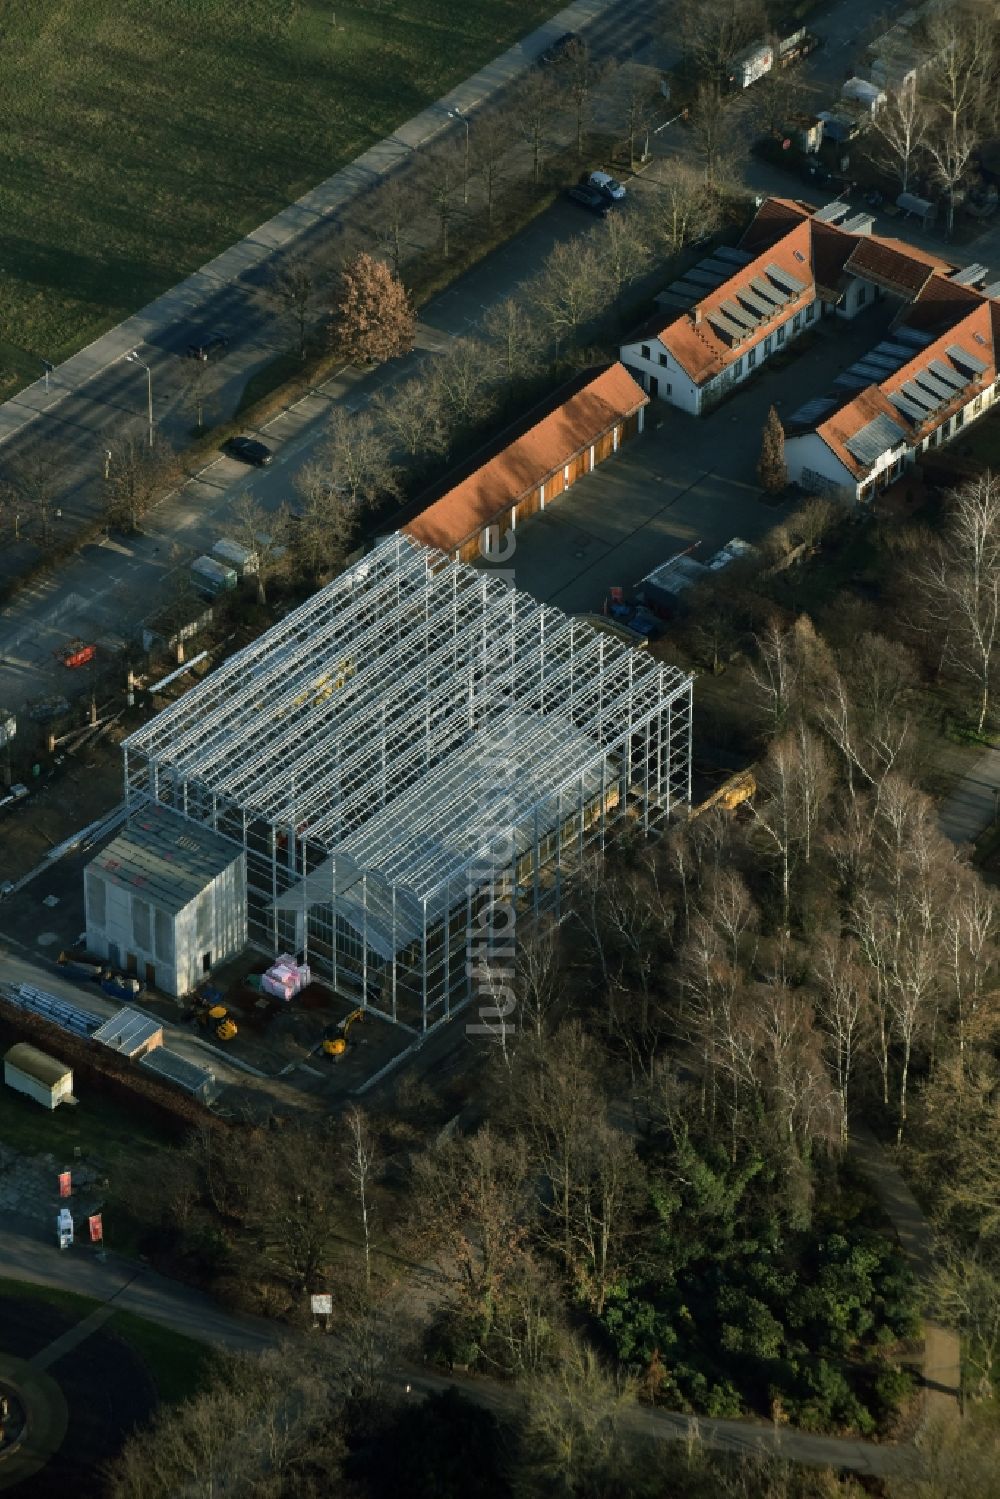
[0,0,553,390]
[0,1276,214,1403]
[0,1077,169,1167]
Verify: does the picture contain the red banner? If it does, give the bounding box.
[58,1171,71,1199]
[88,1214,103,1244]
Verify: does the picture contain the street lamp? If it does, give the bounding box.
[447,107,470,205]
[124,349,153,447]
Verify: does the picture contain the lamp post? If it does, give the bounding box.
[124,349,153,447]
[41,359,54,392]
[447,107,470,205]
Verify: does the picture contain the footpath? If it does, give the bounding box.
[0,0,626,449]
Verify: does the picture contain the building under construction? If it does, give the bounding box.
[121,534,693,1034]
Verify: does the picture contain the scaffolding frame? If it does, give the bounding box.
[123,533,693,1033]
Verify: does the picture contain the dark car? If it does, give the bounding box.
[539,31,578,64]
[187,330,229,361]
[566,184,610,216]
[226,435,273,467]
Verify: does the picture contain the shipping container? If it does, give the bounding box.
[212,538,259,576]
[191,555,237,597]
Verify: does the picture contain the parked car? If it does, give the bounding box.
[539,31,578,64]
[587,170,627,202]
[566,184,611,216]
[187,330,229,361]
[225,435,273,467]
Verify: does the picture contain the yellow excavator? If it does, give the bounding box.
[323,1007,364,1059]
[688,769,756,821]
[195,999,238,1041]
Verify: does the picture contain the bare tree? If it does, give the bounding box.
[512,68,550,186]
[561,37,599,161]
[265,257,319,359]
[343,1104,376,1287]
[471,109,512,223]
[329,251,415,365]
[481,296,543,388]
[923,113,979,234]
[293,460,363,578]
[594,208,651,318]
[911,475,1000,733]
[638,156,719,254]
[931,1246,1000,1402]
[371,376,448,460]
[226,491,290,605]
[677,0,766,82]
[103,432,178,534]
[753,723,833,930]
[179,354,219,433]
[602,60,661,169]
[811,934,870,1143]
[428,336,492,427]
[0,448,65,549]
[366,173,420,276]
[872,86,929,194]
[423,141,460,257]
[530,239,607,359]
[687,80,743,187]
[318,406,400,509]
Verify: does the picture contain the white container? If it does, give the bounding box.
[213,538,259,576]
[191,555,237,596]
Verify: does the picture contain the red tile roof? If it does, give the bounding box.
[658,218,817,383]
[812,300,999,479]
[842,234,954,296]
[403,363,647,554]
[738,197,812,255]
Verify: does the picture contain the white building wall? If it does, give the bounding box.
[3,1062,71,1111]
[623,295,819,416]
[620,338,701,413]
[836,275,877,320]
[784,432,859,498]
[85,851,247,998]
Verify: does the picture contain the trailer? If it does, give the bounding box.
[191,555,237,598]
[212,538,259,577]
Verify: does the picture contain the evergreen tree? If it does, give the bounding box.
[758,404,787,494]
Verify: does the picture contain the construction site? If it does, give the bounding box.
[105,533,693,1037]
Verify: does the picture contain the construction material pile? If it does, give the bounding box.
[261,954,311,1002]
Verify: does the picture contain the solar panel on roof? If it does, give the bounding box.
[765,261,806,294]
[750,275,786,306]
[814,201,850,224]
[845,413,907,467]
[951,263,988,287]
[715,246,752,264]
[946,343,987,375]
[735,288,771,321]
[834,373,872,390]
[686,268,727,288]
[708,312,744,343]
[914,371,955,403]
[895,326,933,348]
[720,298,756,331]
[901,380,936,411]
[700,258,738,276]
[888,392,927,423]
[840,213,876,235]
[790,396,838,425]
[668,280,703,298]
[983,280,1000,299]
[927,359,966,390]
[656,292,696,311]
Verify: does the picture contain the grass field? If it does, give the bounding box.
[0,0,556,387]
[0,1276,214,1401]
[0,1076,169,1166]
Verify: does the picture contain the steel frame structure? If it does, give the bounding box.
[123,534,693,1033]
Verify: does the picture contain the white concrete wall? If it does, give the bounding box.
[624,295,820,416]
[836,275,877,320]
[621,338,701,414]
[785,432,859,497]
[85,851,247,997]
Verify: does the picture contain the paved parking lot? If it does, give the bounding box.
[501,301,898,612]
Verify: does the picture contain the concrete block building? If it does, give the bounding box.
[85,805,246,997]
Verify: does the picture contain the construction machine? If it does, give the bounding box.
[688,769,756,821]
[323,1007,364,1059]
[193,995,238,1041]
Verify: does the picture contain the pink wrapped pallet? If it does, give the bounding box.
[261,954,312,1002]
